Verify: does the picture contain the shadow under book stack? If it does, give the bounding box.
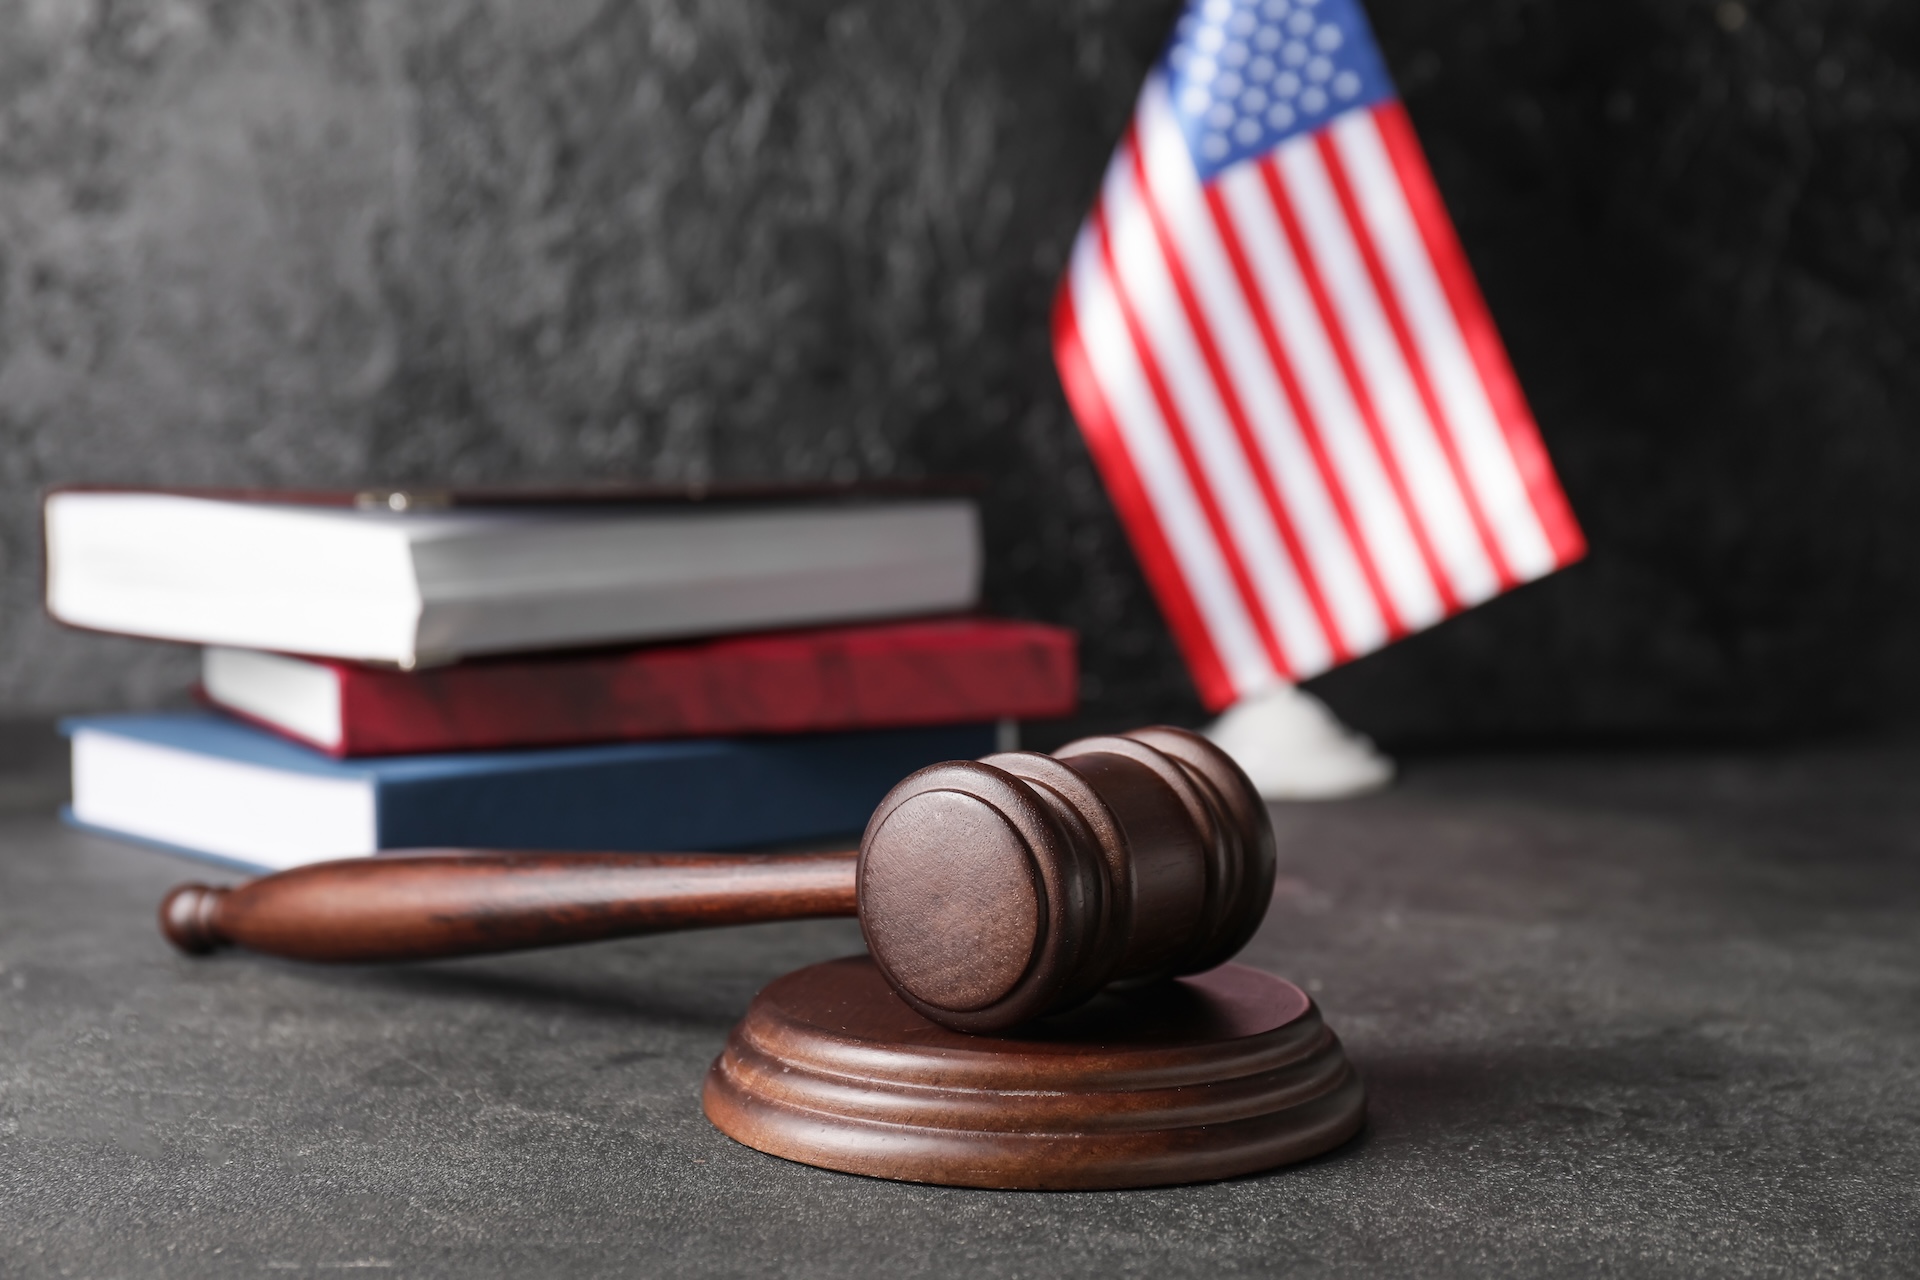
[42,485,1076,872]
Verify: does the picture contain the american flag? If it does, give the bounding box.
[1054,0,1585,711]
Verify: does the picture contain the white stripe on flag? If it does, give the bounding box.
[1066,230,1277,695]
[1099,149,1332,676]
[1134,80,1388,659]
[1275,133,1501,607]
[1330,111,1558,581]
[1213,161,1445,631]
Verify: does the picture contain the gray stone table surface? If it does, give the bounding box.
[2,736,1917,1277]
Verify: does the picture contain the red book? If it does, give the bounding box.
[200,618,1077,758]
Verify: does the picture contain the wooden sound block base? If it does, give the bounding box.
[702,956,1366,1190]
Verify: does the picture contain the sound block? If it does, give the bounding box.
[702,955,1365,1190]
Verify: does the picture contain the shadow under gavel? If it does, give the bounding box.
[160,726,1275,1034]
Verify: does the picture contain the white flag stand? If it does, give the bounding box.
[1203,683,1394,801]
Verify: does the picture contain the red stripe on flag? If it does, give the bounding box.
[1053,283,1236,710]
[1315,127,1517,591]
[1370,103,1586,566]
[1256,154,1461,616]
[1202,180,1409,643]
[1092,195,1289,686]
[1124,136,1346,669]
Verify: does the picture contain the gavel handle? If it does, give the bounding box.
[159,851,860,963]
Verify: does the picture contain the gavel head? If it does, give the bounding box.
[856,725,1276,1033]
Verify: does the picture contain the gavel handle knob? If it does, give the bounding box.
[157,852,860,964]
[161,883,229,954]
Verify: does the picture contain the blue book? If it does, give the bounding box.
[61,711,998,872]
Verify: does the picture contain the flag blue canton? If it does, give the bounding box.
[1163,0,1397,182]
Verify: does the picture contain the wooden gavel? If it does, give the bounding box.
[159,726,1276,1033]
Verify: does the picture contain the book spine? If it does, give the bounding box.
[333,624,1075,757]
[371,723,999,851]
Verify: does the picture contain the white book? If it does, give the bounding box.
[45,489,981,665]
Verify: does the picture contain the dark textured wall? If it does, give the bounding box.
[2,0,1916,743]
[1315,0,1920,743]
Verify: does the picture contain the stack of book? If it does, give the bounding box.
[43,485,1076,872]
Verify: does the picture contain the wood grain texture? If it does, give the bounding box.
[702,955,1366,1189]
[858,724,1276,1032]
[159,852,858,963]
[158,724,1276,1037]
